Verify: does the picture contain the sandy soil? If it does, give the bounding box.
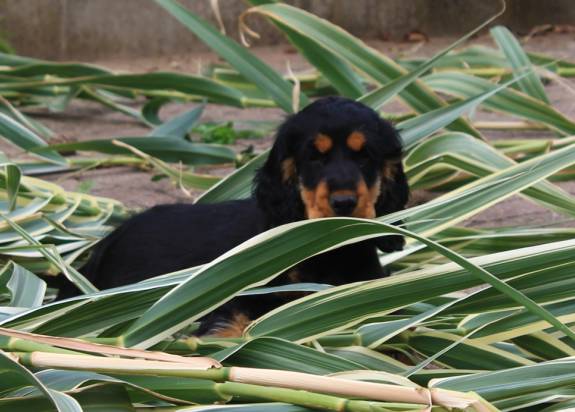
[4,32,575,228]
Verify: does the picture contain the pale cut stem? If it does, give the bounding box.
[229,366,430,404]
[217,381,407,412]
[0,327,219,369]
[16,351,496,412]
[434,67,575,77]
[473,120,549,130]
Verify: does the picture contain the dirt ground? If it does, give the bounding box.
[6,32,575,228]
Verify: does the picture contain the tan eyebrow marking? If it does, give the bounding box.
[347,131,366,151]
[314,133,333,153]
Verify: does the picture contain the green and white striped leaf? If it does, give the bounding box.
[245,3,478,136]
[39,136,235,165]
[0,351,70,412]
[0,262,46,308]
[405,133,575,216]
[247,239,575,342]
[213,337,365,374]
[491,25,549,103]
[357,3,504,110]
[433,358,575,405]
[0,72,246,107]
[423,72,575,135]
[155,0,306,112]
[407,331,533,370]
[149,104,205,139]
[247,0,366,98]
[196,151,267,203]
[0,113,66,165]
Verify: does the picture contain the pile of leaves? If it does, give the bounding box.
[0,1,575,411]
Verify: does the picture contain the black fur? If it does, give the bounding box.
[58,96,409,336]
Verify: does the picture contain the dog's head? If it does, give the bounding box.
[254,96,409,243]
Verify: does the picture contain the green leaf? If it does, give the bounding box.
[0,214,98,295]
[423,72,575,135]
[38,136,235,165]
[212,337,365,374]
[0,51,44,66]
[0,384,129,412]
[123,208,575,348]
[397,75,522,148]
[357,298,468,348]
[247,0,365,98]
[149,104,205,139]
[0,113,67,165]
[468,299,575,343]
[0,98,55,139]
[491,25,549,103]
[326,347,407,374]
[195,151,267,203]
[246,3,478,135]
[28,369,227,405]
[0,351,65,411]
[154,0,306,112]
[405,133,575,217]
[0,262,46,308]
[247,239,575,342]
[80,86,147,125]
[434,358,575,402]
[142,97,170,125]
[0,62,111,77]
[408,331,532,370]
[0,72,245,107]
[5,164,21,212]
[358,2,504,109]
[18,143,573,343]
[400,142,575,236]
[451,261,575,316]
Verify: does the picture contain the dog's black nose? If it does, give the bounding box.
[329,194,357,216]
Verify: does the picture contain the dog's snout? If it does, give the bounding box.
[329,193,357,216]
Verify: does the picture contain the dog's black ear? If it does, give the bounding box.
[253,117,305,227]
[374,120,410,253]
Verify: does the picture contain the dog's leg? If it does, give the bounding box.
[196,294,282,338]
[199,310,253,338]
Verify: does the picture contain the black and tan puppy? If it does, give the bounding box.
[59,96,409,336]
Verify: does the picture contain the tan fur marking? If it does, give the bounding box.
[301,180,381,219]
[281,158,296,182]
[352,179,379,218]
[210,312,251,338]
[330,189,356,197]
[286,269,301,283]
[369,179,382,206]
[382,162,397,181]
[314,134,333,154]
[300,181,334,219]
[347,131,366,152]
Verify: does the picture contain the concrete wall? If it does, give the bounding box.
[1,0,574,60]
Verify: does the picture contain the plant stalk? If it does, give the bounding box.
[15,351,496,411]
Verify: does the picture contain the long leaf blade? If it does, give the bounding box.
[154,0,306,112]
